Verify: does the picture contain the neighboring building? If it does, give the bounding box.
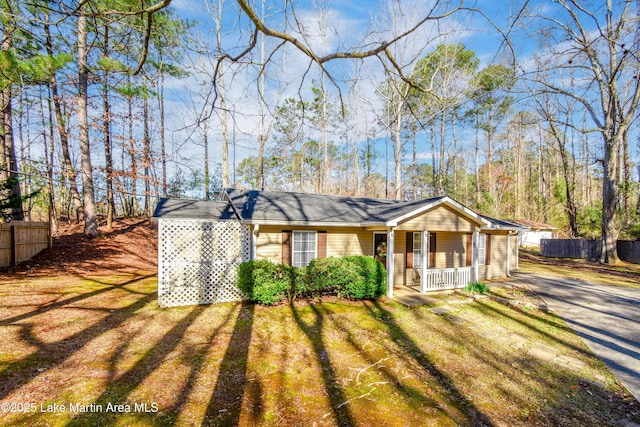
[153,189,527,307]
[512,219,558,248]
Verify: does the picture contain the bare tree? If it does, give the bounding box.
[76,5,99,237]
[528,0,640,263]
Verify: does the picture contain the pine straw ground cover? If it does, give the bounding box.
[0,275,639,426]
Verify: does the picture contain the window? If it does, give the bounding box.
[413,232,422,268]
[293,231,316,267]
[478,234,487,265]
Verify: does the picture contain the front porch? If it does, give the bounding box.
[419,266,474,292]
[384,228,480,298]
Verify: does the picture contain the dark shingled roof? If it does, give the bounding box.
[153,198,239,220]
[154,189,523,230]
[510,219,556,230]
[225,188,445,225]
[481,215,529,231]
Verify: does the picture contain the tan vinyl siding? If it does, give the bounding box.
[396,206,476,232]
[255,225,283,262]
[393,231,406,286]
[477,232,509,279]
[431,232,467,269]
[255,225,373,263]
[327,228,372,257]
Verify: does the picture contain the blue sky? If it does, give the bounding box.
[161,0,639,189]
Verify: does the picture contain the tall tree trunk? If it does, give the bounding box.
[438,111,445,195]
[393,115,403,199]
[474,116,480,206]
[103,25,115,229]
[622,129,630,221]
[636,165,640,217]
[218,68,230,190]
[45,10,82,223]
[600,131,620,263]
[0,28,23,221]
[44,85,58,233]
[77,9,99,237]
[549,123,579,236]
[127,77,137,217]
[203,117,210,200]
[143,86,151,218]
[159,70,167,197]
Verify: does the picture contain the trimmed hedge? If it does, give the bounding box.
[307,257,361,297]
[237,260,295,305]
[236,256,386,305]
[343,256,387,299]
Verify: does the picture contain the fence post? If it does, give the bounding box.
[10,224,16,267]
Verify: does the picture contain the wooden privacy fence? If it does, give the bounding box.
[617,240,640,264]
[540,239,640,264]
[0,221,50,267]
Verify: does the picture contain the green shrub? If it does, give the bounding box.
[343,256,387,299]
[289,266,309,301]
[236,260,293,305]
[465,281,488,294]
[237,255,388,305]
[306,257,360,297]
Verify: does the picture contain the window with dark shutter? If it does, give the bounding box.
[317,231,327,259]
[429,233,436,267]
[282,230,292,265]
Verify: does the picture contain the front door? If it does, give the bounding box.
[374,233,388,266]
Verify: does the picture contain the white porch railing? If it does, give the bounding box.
[421,267,473,292]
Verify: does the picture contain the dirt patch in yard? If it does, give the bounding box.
[1,217,158,277]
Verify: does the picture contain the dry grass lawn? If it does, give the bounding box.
[519,249,640,288]
[0,272,638,426]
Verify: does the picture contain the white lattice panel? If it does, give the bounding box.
[158,219,250,307]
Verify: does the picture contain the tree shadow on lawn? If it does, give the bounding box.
[204,301,257,426]
[0,274,155,327]
[474,300,593,358]
[0,284,157,401]
[366,301,495,426]
[291,302,357,426]
[63,303,219,427]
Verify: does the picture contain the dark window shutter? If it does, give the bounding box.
[406,232,414,269]
[466,234,472,266]
[486,234,492,265]
[282,230,292,265]
[429,233,436,268]
[317,231,327,259]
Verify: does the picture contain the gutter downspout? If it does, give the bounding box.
[506,233,511,277]
[515,231,521,271]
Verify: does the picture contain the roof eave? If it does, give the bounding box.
[386,196,491,228]
[242,219,376,228]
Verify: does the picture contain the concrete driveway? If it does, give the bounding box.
[515,272,640,401]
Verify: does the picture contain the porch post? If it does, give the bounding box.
[420,230,428,293]
[386,228,395,298]
[251,224,259,260]
[472,230,479,283]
